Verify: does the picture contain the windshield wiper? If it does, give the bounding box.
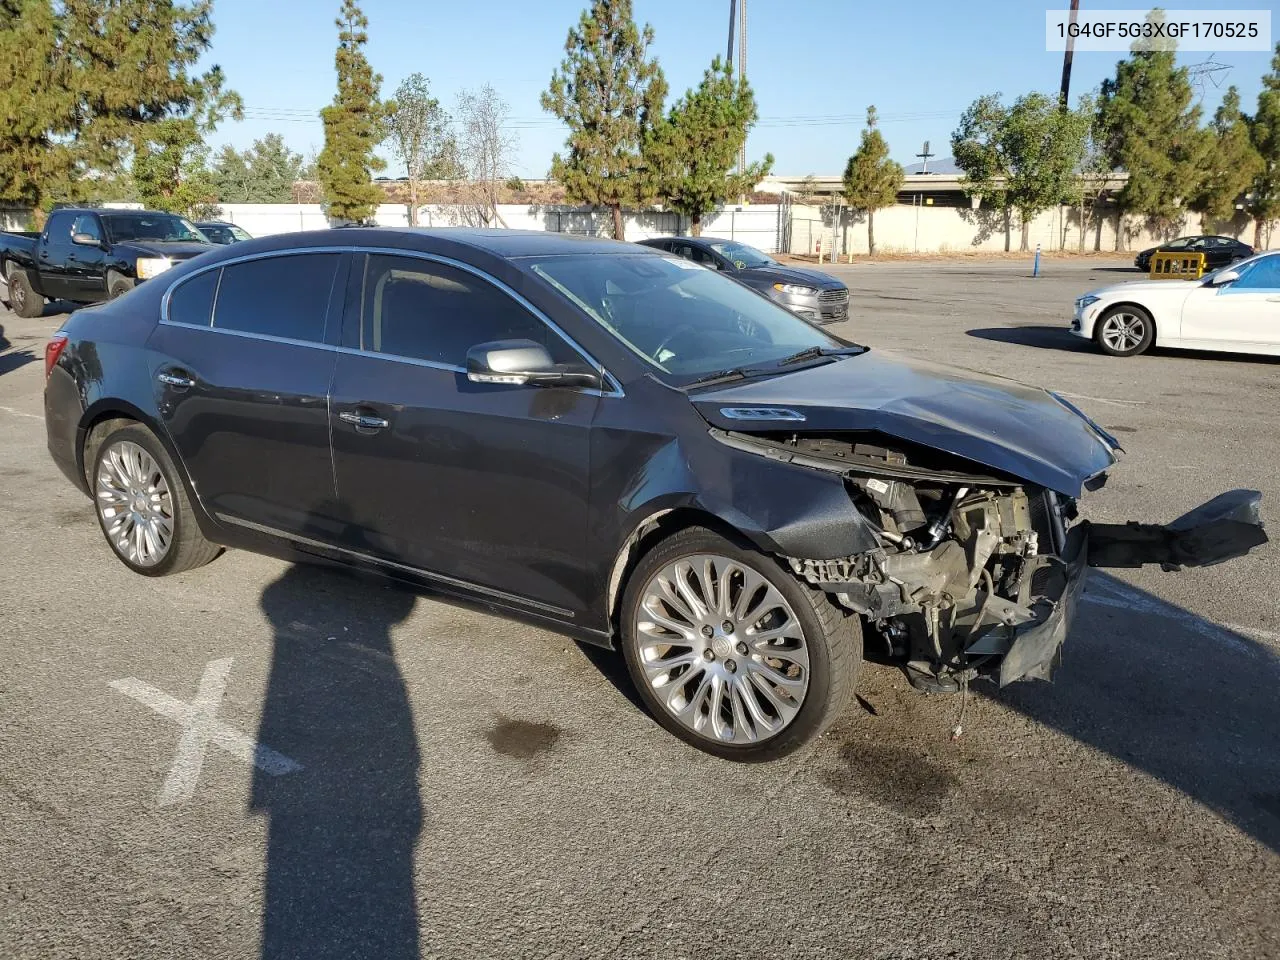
[774,345,867,368]
[686,367,752,388]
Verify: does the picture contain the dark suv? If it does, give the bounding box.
[42,229,1266,760]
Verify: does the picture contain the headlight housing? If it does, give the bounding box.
[773,282,818,296]
[135,257,173,280]
[1074,294,1101,311]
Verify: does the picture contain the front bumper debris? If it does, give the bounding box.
[1086,489,1268,571]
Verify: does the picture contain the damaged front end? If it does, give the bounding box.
[717,430,1268,694]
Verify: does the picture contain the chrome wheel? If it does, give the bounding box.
[1100,311,1147,353]
[634,554,810,744]
[96,440,174,567]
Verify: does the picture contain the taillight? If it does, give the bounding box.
[44,334,68,381]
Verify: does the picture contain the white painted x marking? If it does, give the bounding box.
[111,657,301,806]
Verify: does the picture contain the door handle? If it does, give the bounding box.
[338,411,390,432]
[156,371,194,389]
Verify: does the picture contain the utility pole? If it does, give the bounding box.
[915,141,935,174]
[738,0,748,178]
[1059,0,1081,108]
[726,0,736,65]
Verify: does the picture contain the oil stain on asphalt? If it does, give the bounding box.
[485,716,561,760]
[823,739,957,818]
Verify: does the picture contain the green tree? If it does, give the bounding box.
[952,92,1088,251]
[541,0,667,240]
[211,134,309,203]
[644,58,771,236]
[1096,12,1208,244]
[842,106,904,255]
[1249,44,1280,247]
[1189,87,1262,227]
[385,73,461,225]
[317,0,386,223]
[0,0,235,218]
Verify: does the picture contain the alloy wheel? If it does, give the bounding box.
[95,440,174,567]
[1100,312,1146,353]
[634,554,810,744]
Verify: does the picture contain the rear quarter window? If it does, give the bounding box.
[212,253,341,342]
[167,269,219,327]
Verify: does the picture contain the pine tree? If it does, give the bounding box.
[1189,87,1262,227]
[644,58,771,236]
[842,107,904,256]
[211,134,309,204]
[1249,44,1280,247]
[1096,12,1209,244]
[317,0,386,223]
[541,0,667,240]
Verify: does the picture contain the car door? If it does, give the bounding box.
[67,213,107,300]
[37,210,78,301]
[1179,254,1280,349]
[148,250,347,534]
[327,252,600,617]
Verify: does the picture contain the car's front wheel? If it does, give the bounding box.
[1094,304,1154,357]
[91,423,221,576]
[620,527,861,761]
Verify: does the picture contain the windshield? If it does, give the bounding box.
[707,241,775,269]
[527,253,845,382]
[102,213,207,243]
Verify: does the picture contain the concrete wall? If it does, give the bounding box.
[788,203,1272,257]
[213,203,786,253]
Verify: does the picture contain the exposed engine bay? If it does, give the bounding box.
[716,430,1269,694]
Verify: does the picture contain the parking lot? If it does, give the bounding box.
[1,257,1277,960]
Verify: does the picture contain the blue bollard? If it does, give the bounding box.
[1033,243,1041,277]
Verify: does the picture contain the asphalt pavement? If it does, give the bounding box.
[1,258,1276,960]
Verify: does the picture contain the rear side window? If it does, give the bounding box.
[350,254,576,367]
[213,253,340,342]
[168,270,219,327]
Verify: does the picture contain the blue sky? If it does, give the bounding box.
[201,0,1278,177]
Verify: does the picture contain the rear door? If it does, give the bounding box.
[148,250,348,534]
[36,210,78,301]
[327,252,600,617]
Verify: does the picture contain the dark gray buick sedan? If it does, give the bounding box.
[42,228,1266,760]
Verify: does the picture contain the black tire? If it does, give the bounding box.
[620,526,861,761]
[90,423,221,577]
[7,266,44,319]
[1094,304,1154,357]
[107,271,134,300]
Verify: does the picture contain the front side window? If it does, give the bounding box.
[351,254,579,368]
[213,253,340,342]
[1229,255,1280,291]
[102,213,206,243]
[527,254,842,381]
[70,215,102,243]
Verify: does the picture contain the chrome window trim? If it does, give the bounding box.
[160,244,624,398]
[216,513,574,619]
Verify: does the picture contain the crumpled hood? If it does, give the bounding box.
[117,240,215,260]
[691,351,1118,496]
[741,265,845,289]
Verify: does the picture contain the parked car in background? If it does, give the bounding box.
[1133,235,1252,272]
[43,228,1267,760]
[196,221,253,245]
[638,236,850,323]
[1072,251,1280,357]
[0,208,214,318]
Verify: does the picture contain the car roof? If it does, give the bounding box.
[218,226,654,260]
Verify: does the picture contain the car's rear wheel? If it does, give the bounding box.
[6,266,43,319]
[1095,305,1154,357]
[91,423,221,576]
[620,527,860,761]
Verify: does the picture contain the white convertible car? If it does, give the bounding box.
[1071,251,1280,358]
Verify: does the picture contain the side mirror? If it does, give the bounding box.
[72,232,101,247]
[465,339,600,389]
[1209,269,1240,287]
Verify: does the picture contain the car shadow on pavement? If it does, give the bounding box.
[985,570,1280,854]
[0,348,36,377]
[966,326,1094,352]
[253,561,423,960]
